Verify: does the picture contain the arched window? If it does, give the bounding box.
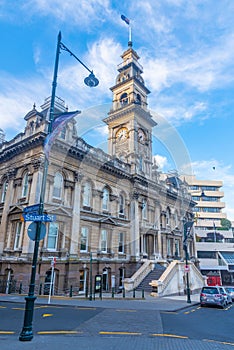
[83,182,92,207]
[53,172,63,199]
[120,92,128,106]
[119,194,125,215]
[47,222,59,250]
[102,187,109,211]
[1,179,8,202]
[22,173,29,197]
[142,199,147,219]
[135,93,141,104]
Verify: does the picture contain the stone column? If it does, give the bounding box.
[155,205,162,258]
[0,168,17,253]
[130,191,140,259]
[70,171,83,257]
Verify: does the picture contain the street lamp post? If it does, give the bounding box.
[19,32,99,342]
[183,218,193,304]
[89,252,93,301]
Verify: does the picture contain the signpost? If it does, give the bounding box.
[48,257,56,304]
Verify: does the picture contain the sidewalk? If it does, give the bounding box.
[0,291,200,311]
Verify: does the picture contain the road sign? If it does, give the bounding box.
[23,214,56,222]
[184,265,190,272]
[51,257,56,267]
[23,204,40,214]
[27,222,46,241]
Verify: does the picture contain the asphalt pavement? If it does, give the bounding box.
[2,292,234,350]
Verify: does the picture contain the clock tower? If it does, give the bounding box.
[103,42,157,178]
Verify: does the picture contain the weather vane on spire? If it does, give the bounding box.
[121,14,132,47]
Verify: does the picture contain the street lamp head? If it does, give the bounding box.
[84,72,99,87]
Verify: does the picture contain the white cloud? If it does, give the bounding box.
[153,155,168,171]
[0,72,49,136]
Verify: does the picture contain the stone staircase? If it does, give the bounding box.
[136,263,166,292]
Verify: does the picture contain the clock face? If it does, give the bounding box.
[138,128,146,143]
[116,127,128,141]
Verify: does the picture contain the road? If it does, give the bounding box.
[0,300,233,350]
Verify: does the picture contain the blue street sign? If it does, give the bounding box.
[23,214,56,222]
[27,222,46,241]
[23,204,40,214]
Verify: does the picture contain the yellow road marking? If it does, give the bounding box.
[100,331,141,335]
[12,307,24,310]
[42,313,53,317]
[0,306,7,309]
[161,311,178,314]
[76,307,96,310]
[115,309,137,312]
[184,311,190,314]
[37,330,82,335]
[204,339,234,346]
[151,333,188,339]
[0,331,15,334]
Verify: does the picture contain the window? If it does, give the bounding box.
[80,227,88,252]
[1,180,8,202]
[166,208,170,225]
[167,238,172,256]
[47,222,59,250]
[14,222,22,249]
[120,92,128,106]
[22,173,29,197]
[119,195,125,215]
[197,251,216,259]
[142,199,147,219]
[100,229,107,253]
[118,232,124,253]
[102,188,109,211]
[175,239,180,257]
[60,127,66,140]
[83,182,92,207]
[53,172,63,199]
[139,156,143,171]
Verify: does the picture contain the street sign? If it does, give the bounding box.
[51,257,56,267]
[23,204,40,214]
[23,214,56,222]
[27,222,46,241]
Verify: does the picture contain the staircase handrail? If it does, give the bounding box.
[150,260,178,294]
[124,260,153,290]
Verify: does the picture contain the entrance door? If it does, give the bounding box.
[79,270,87,294]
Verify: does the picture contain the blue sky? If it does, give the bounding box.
[0,0,234,221]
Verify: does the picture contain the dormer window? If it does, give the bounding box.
[120,93,128,106]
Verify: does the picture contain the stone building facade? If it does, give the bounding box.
[0,43,195,295]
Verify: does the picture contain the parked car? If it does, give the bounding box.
[224,286,234,301]
[220,286,232,305]
[200,286,227,308]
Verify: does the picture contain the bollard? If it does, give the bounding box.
[123,288,125,298]
[39,283,42,295]
[69,285,73,298]
[133,288,136,298]
[142,289,144,299]
[19,283,22,295]
[112,287,115,298]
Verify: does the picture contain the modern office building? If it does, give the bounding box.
[184,175,234,286]
[0,42,203,296]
